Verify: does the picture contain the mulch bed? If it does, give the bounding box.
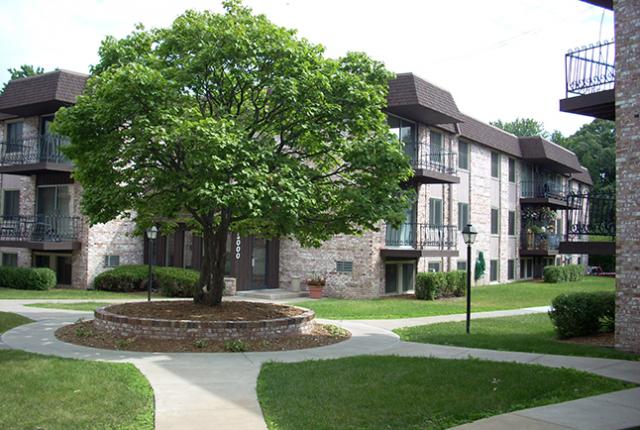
[56,321,350,353]
[101,300,305,321]
[559,331,615,348]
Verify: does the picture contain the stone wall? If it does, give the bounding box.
[614,0,640,353]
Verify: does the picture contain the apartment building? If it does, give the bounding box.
[0,70,591,297]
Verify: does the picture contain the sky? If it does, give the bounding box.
[0,0,614,136]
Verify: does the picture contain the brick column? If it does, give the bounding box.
[615,0,640,353]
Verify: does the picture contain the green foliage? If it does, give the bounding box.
[323,324,349,338]
[2,65,45,92]
[474,251,486,281]
[543,265,584,283]
[224,339,248,352]
[490,118,548,138]
[193,339,208,349]
[415,271,466,300]
[0,267,56,291]
[53,1,413,305]
[93,264,199,296]
[549,292,615,339]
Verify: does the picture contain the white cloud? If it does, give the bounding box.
[0,0,613,135]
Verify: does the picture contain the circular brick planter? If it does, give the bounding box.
[93,303,316,341]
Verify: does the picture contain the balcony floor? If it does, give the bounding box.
[411,168,460,185]
[0,162,73,175]
[0,240,81,251]
[559,89,615,121]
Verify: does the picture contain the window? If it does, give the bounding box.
[491,208,499,235]
[104,255,120,268]
[527,259,533,278]
[388,115,417,162]
[508,158,516,182]
[427,262,441,272]
[336,260,353,274]
[2,190,19,218]
[183,231,193,269]
[490,260,499,282]
[458,140,469,169]
[556,218,564,236]
[2,253,17,267]
[507,259,515,280]
[429,198,443,226]
[6,122,23,152]
[457,261,467,271]
[430,131,443,165]
[458,203,469,230]
[165,234,175,266]
[577,257,582,265]
[508,211,516,236]
[491,152,500,178]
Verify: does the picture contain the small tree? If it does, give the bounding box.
[474,251,486,281]
[2,65,45,92]
[54,1,413,306]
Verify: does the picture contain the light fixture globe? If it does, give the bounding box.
[146,225,159,240]
[462,223,477,245]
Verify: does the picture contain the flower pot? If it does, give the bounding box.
[308,285,324,299]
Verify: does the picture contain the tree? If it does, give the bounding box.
[560,119,615,194]
[491,118,548,138]
[2,65,45,92]
[54,1,413,306]
[474,251,486,281]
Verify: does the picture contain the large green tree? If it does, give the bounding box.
[54,1,413,306]
[490,118,548,138]
[2,65,45,92]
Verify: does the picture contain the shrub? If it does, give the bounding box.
[224,339,248,352]
[93,264,199,297]
[549,291,615,339]
[543,264,584,283]
[0,266,56,290]
[415,271,466,301]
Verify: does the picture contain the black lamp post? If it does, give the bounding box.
[146,226,158,302]
[462,223,477,334]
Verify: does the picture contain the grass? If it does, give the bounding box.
[25,301,112,312]
[296,277,614,319]
[0,311,33,334]
[258,355,633,430]
[396,313,639,361]
[0,287,156,300]
[0,312,154,430]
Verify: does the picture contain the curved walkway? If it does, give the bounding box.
[2,300,639,430]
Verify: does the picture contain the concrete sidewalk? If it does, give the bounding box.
[1,300,639,430]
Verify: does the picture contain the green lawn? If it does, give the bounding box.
[0,287,154,300]
[25,301,112,312]
[258,355,633,430]
[0,311,34,334]
[0,312,154,430]
[296,277,614,319]
[396,313,639,361]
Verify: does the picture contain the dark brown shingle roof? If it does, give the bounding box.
[457,113,522,157]
[518,137,583,173]
[570,165,594,185]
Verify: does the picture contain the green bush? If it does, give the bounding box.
[549,291,615,339]
[0,266,56,290]
[93,265,199,297]
[415,271,466,301]
[543,264,584,283]
[474,251,485,281]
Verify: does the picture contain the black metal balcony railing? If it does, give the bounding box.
[411,151,457,176]
[385,223,457,250]
[565,40,615,97]
[0,215,82,242]
[521,231,561,253]
[0,134,71,167]
[566,192,616,238]
[520,181,566,200]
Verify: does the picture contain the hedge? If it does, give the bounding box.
[548,291,615,339]
[543,264,584,283]
[93,265,199,297]
[415,270,466,300]
[0,266,57,290]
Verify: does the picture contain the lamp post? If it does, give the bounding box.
[146,226,158,302]
[462,224,477,334]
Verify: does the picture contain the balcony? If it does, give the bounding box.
[520,181,576,209]
[559,40,615,120]
[410,151,459,185]
[520,231,560,256]
[0,134,73,175]
[381,223,458,258]
[0,215,83,250]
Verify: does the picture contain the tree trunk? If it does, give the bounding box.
[193,214,229,306]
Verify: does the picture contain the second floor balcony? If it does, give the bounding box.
[0,215,82,250]
[559,40,615,121]
[0,134,72,175]
[520,180,576,209]
[382,223,458,258]
[520,231,561,256]
[409,150,459,185]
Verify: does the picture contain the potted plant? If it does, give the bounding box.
[306,274,326,299]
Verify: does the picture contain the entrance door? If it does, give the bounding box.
[250,238,268,289]
[56,256,72,286]
[384,261,416,294]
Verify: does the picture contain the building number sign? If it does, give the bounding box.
[235,234,241,260]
